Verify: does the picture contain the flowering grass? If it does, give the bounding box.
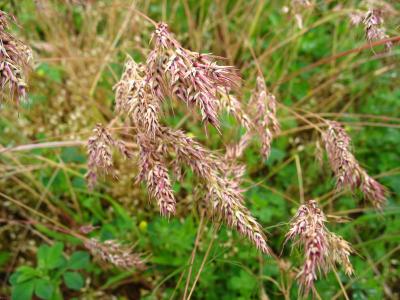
[0,1,399,299]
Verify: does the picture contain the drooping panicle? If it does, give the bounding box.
[323,121,387,209]
[206,176,270,254]
[364,9,392,50]
[84,238,145,270]
[146,22,241,129]
[285,200,329,291]
[0,10,32,105]
[106,26,271,253]
[137,136,176,217]
[113,59,145,113]
[114,57,161,138]
[323,121,359,190]
[285,200,353,294]
[86,124,131,189]
[114,58,175,216]
[161,127,270,253]
[254,77,280,159]
[349,8,393,51]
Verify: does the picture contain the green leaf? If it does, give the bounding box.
[34,278,54,299]
[38,245,50,269]
[38,243,64,270]
[15,266,39,283]
[68,251,90,270]
[228,270,256,296]
[9,272,20,285]
[52,287,64,300]
[63,272,84,290]
[12,280,35,300]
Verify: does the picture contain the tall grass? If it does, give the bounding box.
[0,0,399,299]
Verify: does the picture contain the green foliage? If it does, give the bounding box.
[10,243,90,300]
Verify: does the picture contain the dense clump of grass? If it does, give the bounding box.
[0,1,399,299]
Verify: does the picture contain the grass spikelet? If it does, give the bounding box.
[84,238,145,270]
[285,200,353,295]
[323,121,387,209]
[86,124,131,189]
[0,10,32,105]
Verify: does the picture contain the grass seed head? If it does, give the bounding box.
[286,200,354,295]
[113,52,270,251]
[323,121,387,209]
[86,124,131,189]
[147,22,241,129]
[84,238,145,270]
[0,10,32,105]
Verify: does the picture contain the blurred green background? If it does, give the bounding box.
[0,0,399,299]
